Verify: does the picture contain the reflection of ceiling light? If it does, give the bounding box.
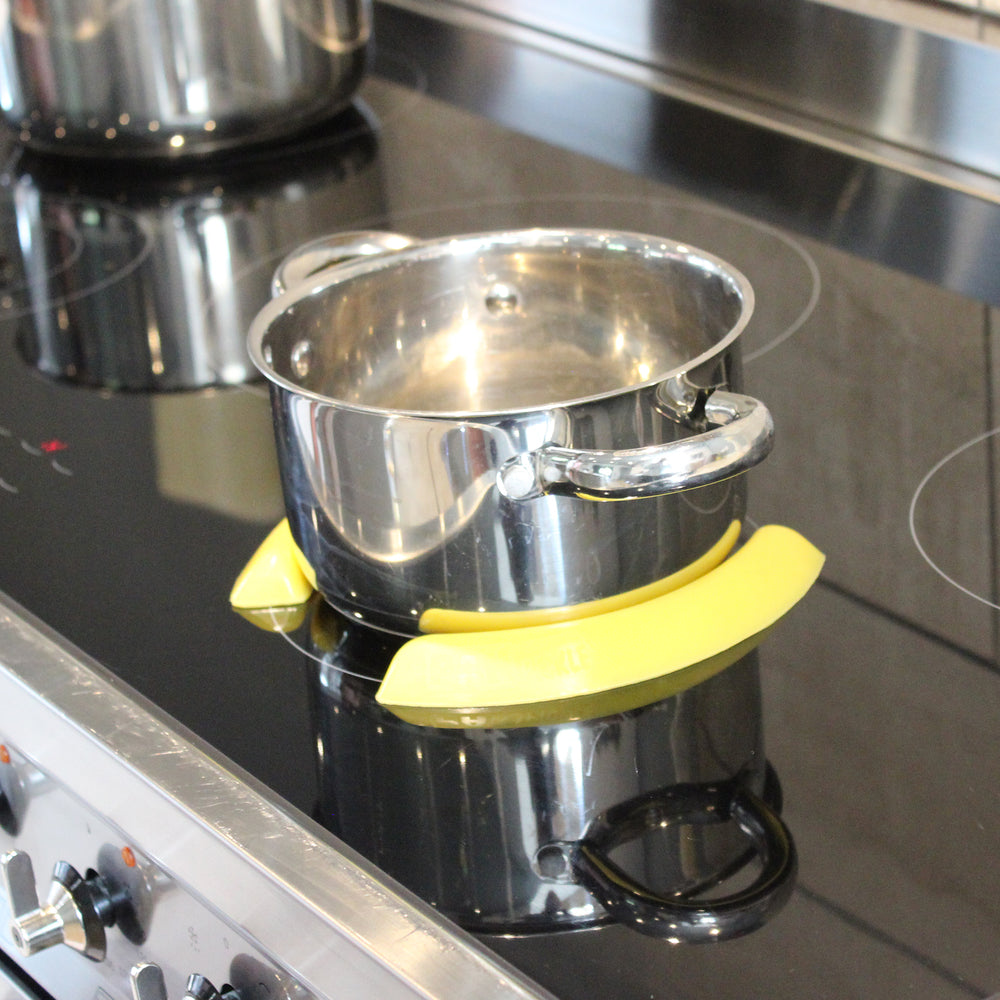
[434,308,484,402]
[554,728,583,770]
[169,134,185,149]
[459,318,482,399]
[148,329,165,376]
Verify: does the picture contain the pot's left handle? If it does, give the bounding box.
[498,389,773,501]
[570,773,796,942]
[270,231,416,297]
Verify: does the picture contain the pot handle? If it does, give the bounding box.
[497,389,773,501]
[570,770,796,942]
[270,231,416,297]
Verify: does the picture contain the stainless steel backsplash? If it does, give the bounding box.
[393,0,1000,198]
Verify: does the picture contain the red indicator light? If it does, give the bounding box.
[121,846,137,868]
[39,440,68,454]
[0,745,9,764]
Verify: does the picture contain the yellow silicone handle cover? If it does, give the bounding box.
[229,519,317,631]
[375,525,824,729]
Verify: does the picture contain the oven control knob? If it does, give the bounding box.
[0,789,14,837]
[130,963,169,1000]
[185,975,241,1000]
[129,966,244,1000]
[1,850,130,961]
[0,744,34,837]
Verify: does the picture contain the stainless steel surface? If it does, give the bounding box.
[252,228,769,633]
[0,858,35,931]
[130,962,169,1000]
[814,0,1000,33]
[271,230,416,296]
[0,592,553,1000]
[391,0,1000,202]
[311,614,793,940]
[0,962,42,1000]
[0,0,370,157]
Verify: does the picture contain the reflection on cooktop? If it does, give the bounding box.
[0,46,427,392]
[307,606,793,942]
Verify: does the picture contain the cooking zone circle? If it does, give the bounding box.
[909,426,1000,609]
[0,196,151,321]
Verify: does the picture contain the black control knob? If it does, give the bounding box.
[0,787,15,837]
[0,850,133,961]
[0,744,28,836]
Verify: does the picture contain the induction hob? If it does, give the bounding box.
[0,3,999,998]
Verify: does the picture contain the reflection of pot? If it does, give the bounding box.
[1,0,370,158]
[8,111,383,390]
[309,610,796,941]
[251,229,774,635]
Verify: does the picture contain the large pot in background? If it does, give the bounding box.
[0,0,370,158]
[250,228,774,635]
[309,608,796,940]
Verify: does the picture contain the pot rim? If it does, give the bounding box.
[247,227,756,419]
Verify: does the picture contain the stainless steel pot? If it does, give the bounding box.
[0,0,370,158]
[249,228,774,635]
[309,609,796,940]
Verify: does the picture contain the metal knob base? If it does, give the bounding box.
[1,849,132,962]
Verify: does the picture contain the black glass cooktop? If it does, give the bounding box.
[1,4,999,997]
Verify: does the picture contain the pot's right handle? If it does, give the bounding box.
[498,389,773,501]
[570,773,796,943]
[270,231,416,297]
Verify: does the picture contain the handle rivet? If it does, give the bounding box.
[498,460,537,500]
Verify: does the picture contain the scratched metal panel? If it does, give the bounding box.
[416,0,1000,189]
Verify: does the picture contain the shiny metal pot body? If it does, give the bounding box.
[0,0,369,157]
[310,615,795,939]
[250,229,774,635]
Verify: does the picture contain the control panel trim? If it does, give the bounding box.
[0,593,551,1000]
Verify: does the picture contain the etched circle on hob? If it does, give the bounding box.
[909,427,999,610]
